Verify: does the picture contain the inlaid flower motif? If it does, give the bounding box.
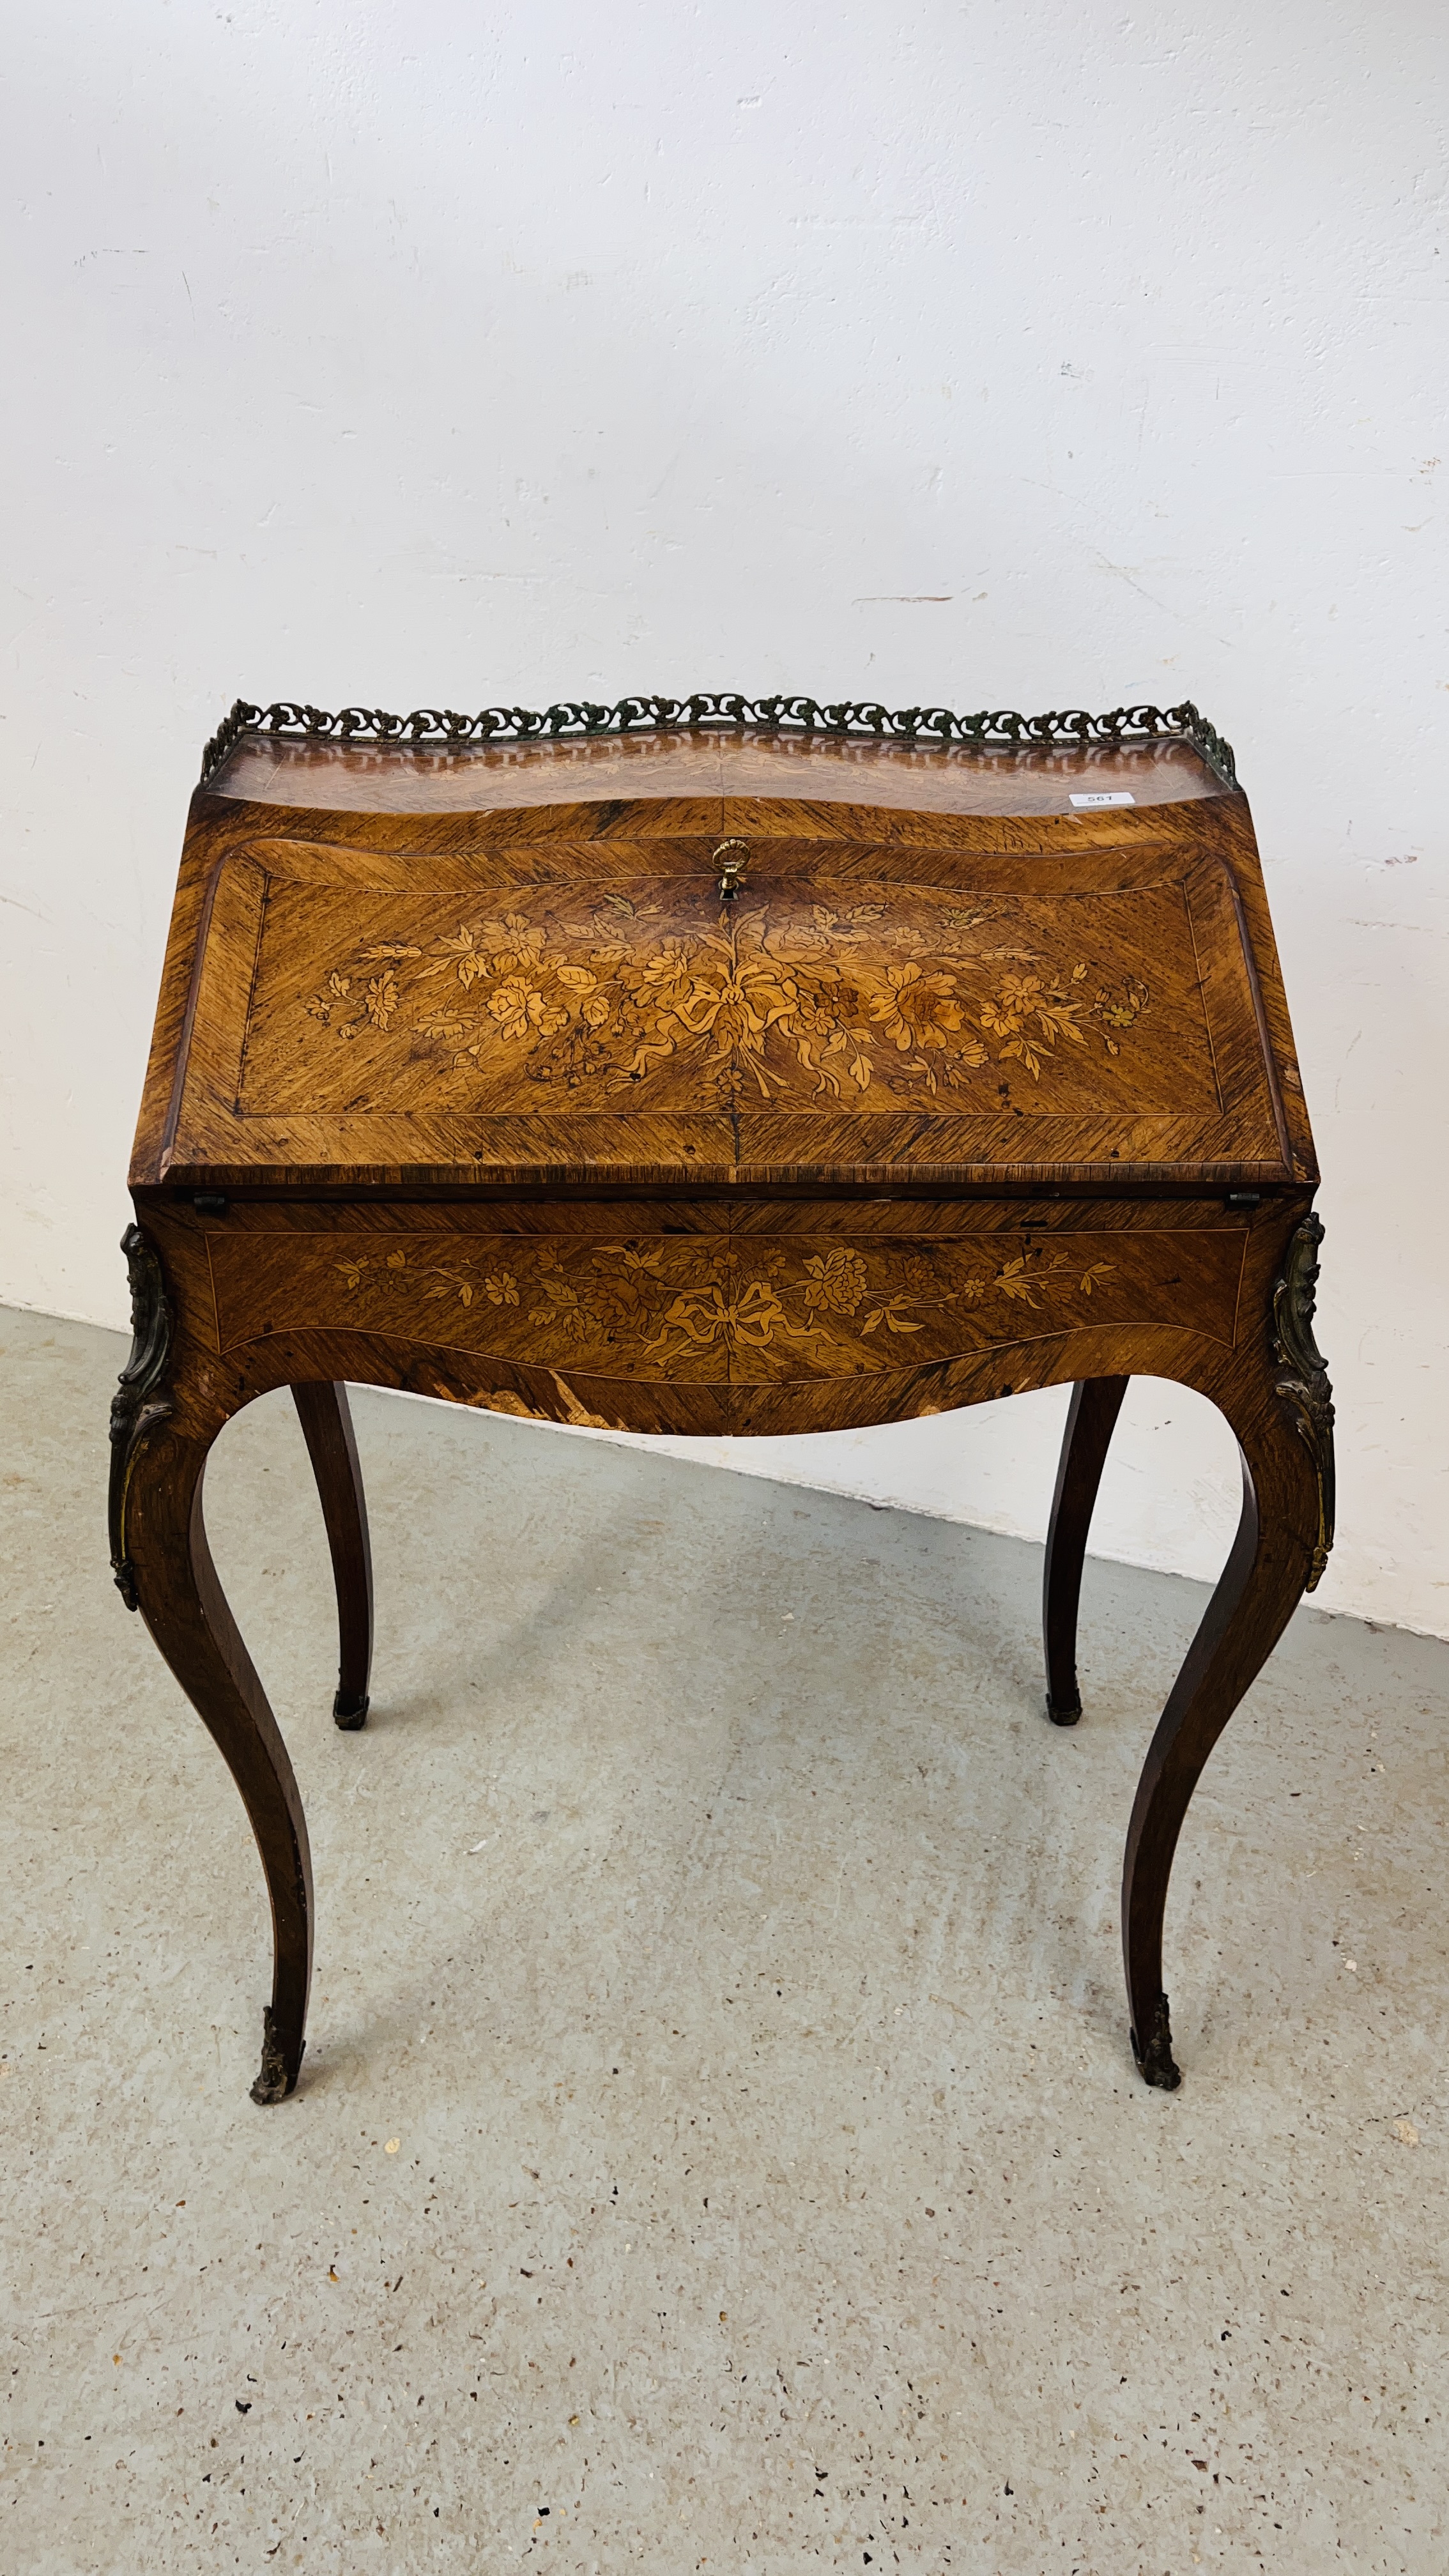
[305,969,353,1025]
[640,939,697,1008]
[488,980,567,1040]
[871,963,963,1051]
[487,913,545,972]
[485,1271,519,1305]
[486,980,536,1039]
[802,1248,868,1315]
[300,897,1146,1100]
[974,969,1090,1077]
[1098,986,1145,1029]
[979,972,1041,1039]
[1090,976,1150,1055]
[360,972,399,1031]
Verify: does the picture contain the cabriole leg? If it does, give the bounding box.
[1042,1376,1129,1724]
[110,1241,314,2108]
[292,1381,374,1729]
[1122,1219,1334,2087]
[123,1420,314,2102]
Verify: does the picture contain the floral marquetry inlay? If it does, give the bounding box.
[205,1227,1248,1393]
[300,894,1153,1110]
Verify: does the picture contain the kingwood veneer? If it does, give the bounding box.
[111,694,1333,2105]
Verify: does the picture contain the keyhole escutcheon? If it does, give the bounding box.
[713,839,751,900]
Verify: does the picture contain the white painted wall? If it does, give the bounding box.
[3,1,1446,1633]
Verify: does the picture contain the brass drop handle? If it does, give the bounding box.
[713,838,751,900]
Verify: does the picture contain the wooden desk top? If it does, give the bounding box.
[133,703,1314,1197]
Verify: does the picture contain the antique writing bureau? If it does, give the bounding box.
[113,694,1333,2107]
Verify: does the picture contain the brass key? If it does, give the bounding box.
[712,838,751,900]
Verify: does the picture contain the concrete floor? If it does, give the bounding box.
[2,1303,1446,2576]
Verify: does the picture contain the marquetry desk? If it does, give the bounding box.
[112,693,1333,2107]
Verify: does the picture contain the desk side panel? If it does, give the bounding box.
[130,793,225,1187]
[1212,793,1317,1185]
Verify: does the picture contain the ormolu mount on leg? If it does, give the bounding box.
[107,1223,173,1613]
[1270,1213,1335,1591]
